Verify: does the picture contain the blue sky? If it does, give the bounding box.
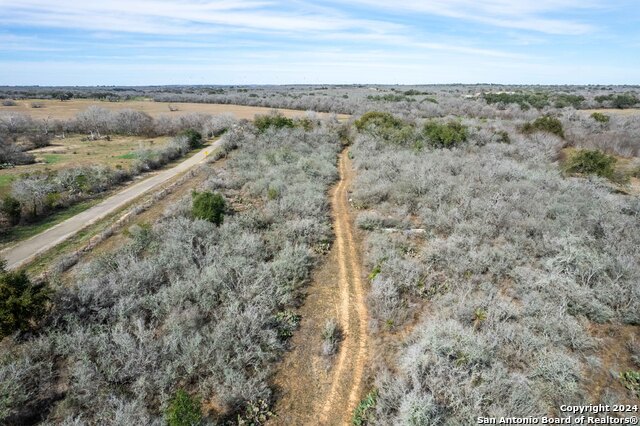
[0,0,639,85]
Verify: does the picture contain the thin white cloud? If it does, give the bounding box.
[346,0,599,35]
[0,0,401,34]
[0,0,526,60]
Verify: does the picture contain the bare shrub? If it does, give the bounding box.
[321,319,341,357]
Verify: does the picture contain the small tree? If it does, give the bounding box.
[423,121,468,148]
[0,261,51,338]
[192,191,225,225]
[180,129,203,149]
[1,195,21,225]
[565,149,616,180]
[166,389,202,426]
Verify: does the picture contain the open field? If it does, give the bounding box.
[0,135,171,195]
[582,108,640,116]
[0,98,349,120]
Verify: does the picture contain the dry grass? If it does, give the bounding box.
[582,108,640,116]
[0,98,349,120]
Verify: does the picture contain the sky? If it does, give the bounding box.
[0,0,639,85]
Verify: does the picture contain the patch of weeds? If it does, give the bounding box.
[352,389,378,426]
[368,264,382,281]
[322,318,341,357]
[236,399,274,425]
[591,112,610,124]
[273,310,301,340]
[166,389,202,426]
[619,371,640,397]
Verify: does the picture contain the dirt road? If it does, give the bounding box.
[271,150,369,425]
[1,141,221,270]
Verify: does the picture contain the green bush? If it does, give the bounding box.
[423,121,468,148]
[273,310,301,339]
[595,93,639,109]
[166,389,202,426]
[554,94,585,109]
[565,149,616,180]
[620,370,640,397]
[180,129,203,149]
[1,195,21,225]
[0,262,51,338]
[254,113,294,132]
[192,191,225,225]
[352,389,378,426]
[354,111,404,132]
[355,112,414,144]
[521,116,564,138]
[590,112,610,124]
[482,92,549,110]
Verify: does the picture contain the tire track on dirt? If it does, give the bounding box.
[270,149,368,425]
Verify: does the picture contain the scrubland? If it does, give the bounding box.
[0,117,341,424]
[0,85,639,425]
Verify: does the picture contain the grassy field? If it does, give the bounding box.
[0,135,171,195]
[0,98,349,120]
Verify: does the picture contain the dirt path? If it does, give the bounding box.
[271,150,369,425]
[1,142,221,270]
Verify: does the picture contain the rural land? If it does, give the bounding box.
[1,85,639,425]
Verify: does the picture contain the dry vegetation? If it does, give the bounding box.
[0,85,639,424]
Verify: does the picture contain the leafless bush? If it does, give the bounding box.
[352,118,640,423]
[321,319,341,357]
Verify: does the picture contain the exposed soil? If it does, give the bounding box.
[270,150,369,425]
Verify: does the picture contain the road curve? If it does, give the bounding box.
[1,141,221,270]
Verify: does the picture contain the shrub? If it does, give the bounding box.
[595,93,639,109]
[619,371,640,397]
[352,389,377,426]
[0,263,51,338]
[423,121,468,148]
[321,318,341,356]
[521,116,564,138]
[612,94,638,109]
[236,399,274,425]
[166,389,202,426]
[554,94,585,109]
[0,196,21,225]
[254,113,294,132]
[273,310,301,339]
[565,149,616,180]
[192,191,225,225]
[354,112,404,132]
[590,112,610,124]
[482,92,549,110]
[180,129,203,149]
[1,100,16,107]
